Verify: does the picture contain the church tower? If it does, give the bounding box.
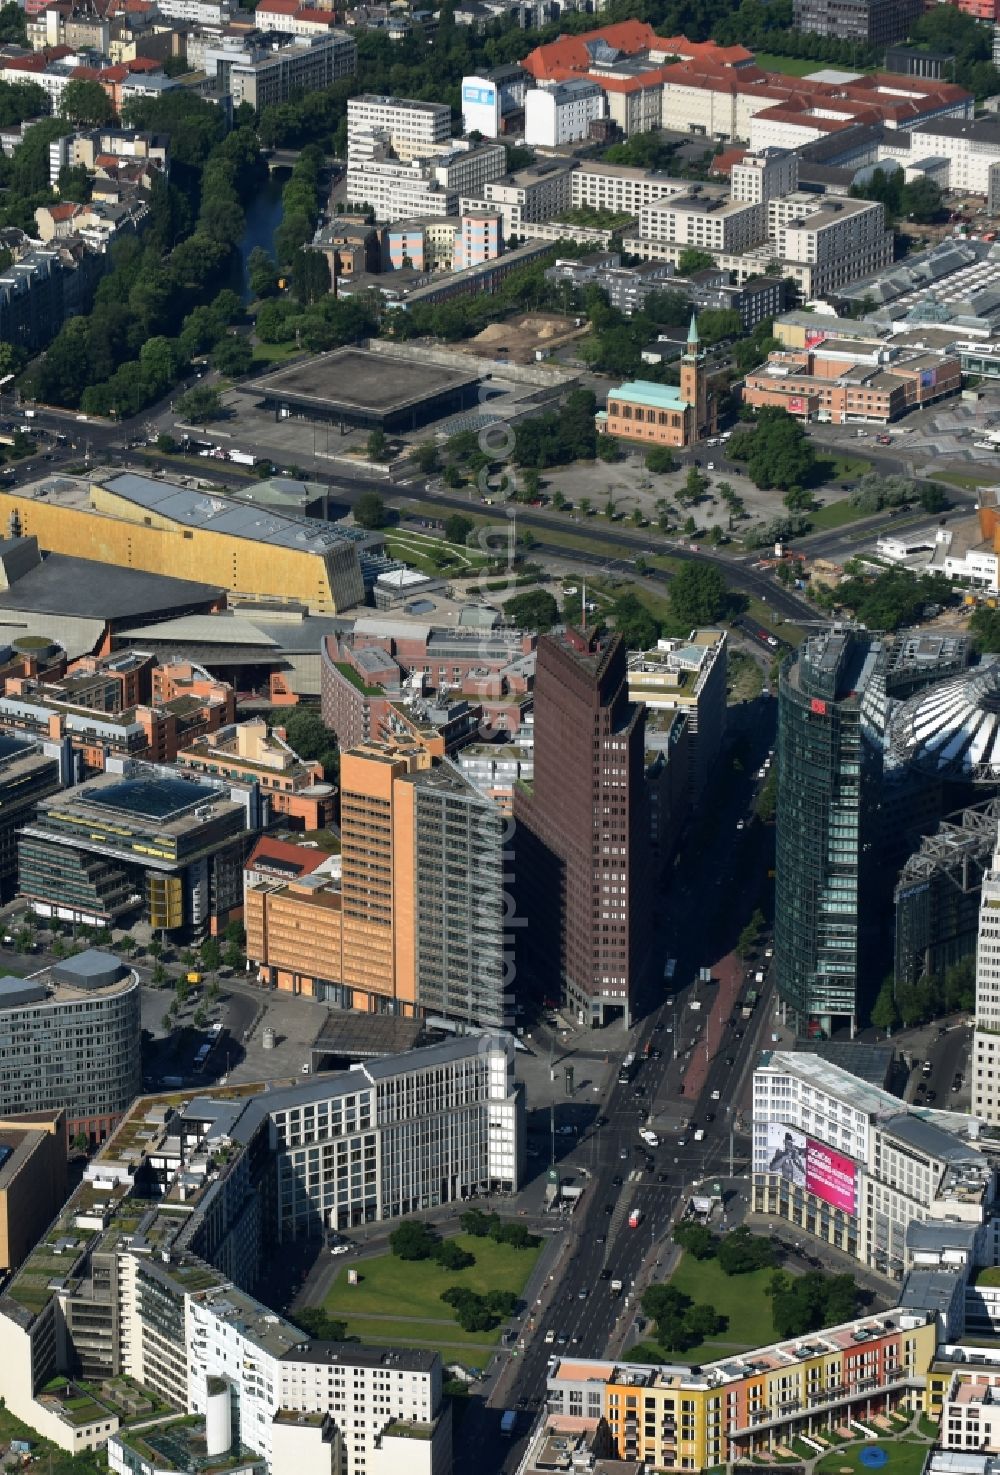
[679,312,715,442]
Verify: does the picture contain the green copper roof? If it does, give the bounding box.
[608,381,691,410]
[688,312,699,345]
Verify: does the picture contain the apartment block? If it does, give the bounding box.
[0,1110,66,1271]
[453,208,502,270]
[545,1310,938,1467]
[346,142,505,225]
[175,718,335,831]
[753,1051,993,1277]
[570,160,685,216]
[639,194,766,254]
[229,31,356,112]
[524,79,605,148]
[347,94,451,162]
[463,159,577,238]
[940,1370,1000,1451]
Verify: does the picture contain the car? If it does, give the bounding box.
[707,461,715,471]
[654,1022,664,1032]
[926,1089,937,1102]
[604,1202,614,1214]
[705,1112,715,1123]
[557,1334,568,1345]
[619,1148,628,1160]
[600,1268,611,1280]
[595,1234,606,1244]
[711,1089,721,1100]
[328,1241,352,1256]
[595,1115,608,1127]
[578,1288,588,1299]
[612,1174,623,1187]
[657,1171,669,1183]
[544,1330,556,1344]
[677,1138,687,1148]
[725,1055,734,1065]
[736,819,745,830]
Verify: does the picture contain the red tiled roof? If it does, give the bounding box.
[48,202,80,219]
[523,20,658,80]
[245,836,327,878]
[126,55,161,70]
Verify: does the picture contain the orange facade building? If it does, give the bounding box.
[742,344,961,424]
[597,317,715,448]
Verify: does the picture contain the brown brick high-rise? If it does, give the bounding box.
[514,627,650,1026]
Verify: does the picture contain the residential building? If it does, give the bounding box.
[452,208,502,270]
[775,627,883,1038]
[940,1370,1000,1451]
[639,194,765,255]
[514,626,650,1027]
[175,719,335,831]
[228,31,356,112]
[546,252,677,315]
[524,79,605,148]
[0,950,139,1141]
[246,743,510,1028]
[0,1110,67,1271]
[0,473,366,614]
[793,0,923,45]
[0,1040,512,1465]
[346,95,451,162]
[19,764,258,940]
[570,160,686,215]
[753,1050,994,1277]
[545,1310,938,1466]
[597,316,715,449]
[346,142,506,225]
[461,158,577,239]
[254,0,342,34]
[973,831,1000,1126]
[625,630,727,799]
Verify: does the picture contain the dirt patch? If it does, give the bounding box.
[455,312,591,365]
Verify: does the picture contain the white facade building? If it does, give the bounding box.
[524,79,604,148]
[753,1050,992,1278]
[570,160,686,215]
[347,95,451,162]
[974,834,1000,1125]
[346,142,505,223]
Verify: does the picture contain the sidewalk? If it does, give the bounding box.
[680,948,745,1101]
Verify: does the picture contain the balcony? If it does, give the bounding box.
[730,1374,915,1437]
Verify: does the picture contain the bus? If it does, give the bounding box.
[618,1051,637,1085]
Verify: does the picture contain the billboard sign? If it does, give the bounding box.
[788,396,806,413]
[763,1122,858,1215]
[806,1139,857,1215]
[764,1121,806,1188]
[461,79,500,137]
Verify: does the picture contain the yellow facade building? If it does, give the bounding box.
[0,472,366,613]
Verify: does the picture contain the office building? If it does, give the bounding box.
[0,474,366,614]
[545,1307,938,1467]
[793,0,922,45]
[175,719,335,832]
[461,159,577,239]
[743,339,961,424]
[625,631,727,800]
[19,765,257,940]
[460,65,529,138]
[774,628,883,1038]
[0,951,139,1141]
[228,31,356,112]
[246,743,509,1028]
[514,627,649,1027]
[346,95,451,163]
[597,315,715,449]
[752,1050,993,1277]
[346,141,506,225]
[0,734,58,899]
[524,80,605,148]
[570,161,686,216]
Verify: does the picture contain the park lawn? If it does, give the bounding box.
[807,499,866,531]
[814,1440,930,1475]
[667,1253,779,1361]
[751,52,825,75]
[814,454,872,484]
[937,468,1000,490]
[323,1234,541,1325]
[250,340,306,366]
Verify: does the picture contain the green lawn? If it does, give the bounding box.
[753,51,874,75]
[666,1253,779,1361]
[814,1440,930,1475]
[807,499,866,531]
[937,469,1000,490]
[250,340,306,366]
[322,1234,541,1367]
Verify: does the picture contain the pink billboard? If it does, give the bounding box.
[806,1139,857,1214]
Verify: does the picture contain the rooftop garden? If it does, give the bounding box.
[334,662,383,697]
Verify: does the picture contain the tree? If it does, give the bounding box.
[414,442,439,474]
[668,563,730,627]
[212,334,253,378]
[646,446,676,474]
[673,1223,718,1260]
[677,248,717,275]
[596,435,621,463]
[716,1227,776,1275]
[971,605,1000,653]
[612,592,658,650]
[579,496,592,517]
[684,466,707,503]
[282,708,335,763]
[200,936,221,972]
[248,246,279,299]
[367,428,388,462]
[505,590,559,631]
[459,1208,493,1237]
[390,1220,439,1260]
[871,978,899,1033]
[354,491,387,529]
[176,385,223,424]
[444,513,474,545]
[435,1239,475,1271]
[901,175,943,224]
[148,937,163,961]
[61,78,114,126]
[696,308,742,345]
[295,1308,349,1341]
[604,496,616,521]
[156,432,178,454]
[735,408,815,491]
[72,1131,90,1154]
[918,483,948,514]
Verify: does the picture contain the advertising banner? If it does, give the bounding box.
[805,1139,857,1215]
[764,1121,806,1188]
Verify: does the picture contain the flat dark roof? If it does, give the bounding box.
[243,348,480,417]
[0,552,223,622]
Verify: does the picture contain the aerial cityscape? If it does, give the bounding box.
[9,1,1000,1475]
